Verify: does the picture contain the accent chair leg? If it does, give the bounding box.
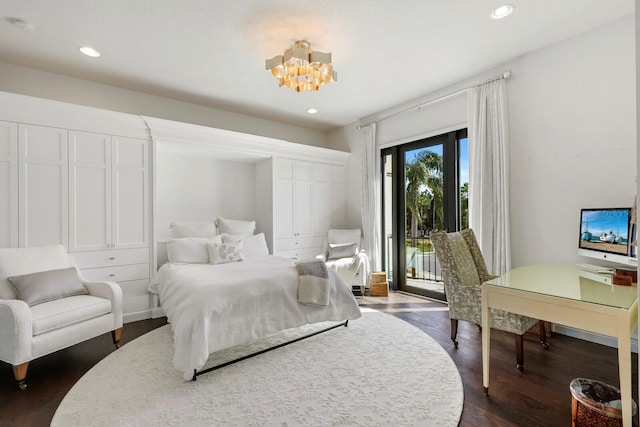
[515,334,524,371]
[450,319,459,348]
[112,327,123,348]
[539,321,550,350]
[13,362,28,390]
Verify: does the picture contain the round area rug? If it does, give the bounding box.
[52,309,463,426]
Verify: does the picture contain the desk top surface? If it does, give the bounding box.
[484,264,637,310]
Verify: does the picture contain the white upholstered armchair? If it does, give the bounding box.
[0,245,123,389]
[317,229,370,289]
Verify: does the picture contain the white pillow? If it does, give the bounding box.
[167,236,222,263]
[327,242,358,260]
[169,222,217,238]
[241,233,270,257]
[216,217,256,236]
[221,233,251,243]
[207,242,245,265]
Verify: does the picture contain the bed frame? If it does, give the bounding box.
[192,320,349,381]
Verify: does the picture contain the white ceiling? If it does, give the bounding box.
[0,0,634,132]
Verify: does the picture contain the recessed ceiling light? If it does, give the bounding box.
[490,4,514,19]
[79,46,101,58]
[307,108,318,114]
[11,18,36,32]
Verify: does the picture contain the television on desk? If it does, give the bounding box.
[578,207,637,267]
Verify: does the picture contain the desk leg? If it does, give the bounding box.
[482,287,490,395]
[618,316,633,426]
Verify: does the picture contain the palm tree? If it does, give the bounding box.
[405,150,443,247]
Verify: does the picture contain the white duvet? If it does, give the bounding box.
[149,256,362,380]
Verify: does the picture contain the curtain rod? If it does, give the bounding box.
[356,70,512,130]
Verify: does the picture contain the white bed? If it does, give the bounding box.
[150,255,362,380]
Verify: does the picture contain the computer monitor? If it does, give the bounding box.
[578,207,637,267]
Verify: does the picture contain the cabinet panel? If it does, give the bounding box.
[113,137,148,248]
[0,121,17,248]
[19,124,68,248]
[275,179,294,238]
[293,179,312,236]
[69,131,111,251]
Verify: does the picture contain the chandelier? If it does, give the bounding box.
[265,40,337,92]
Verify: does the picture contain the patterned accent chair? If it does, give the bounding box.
[431,229,548,371]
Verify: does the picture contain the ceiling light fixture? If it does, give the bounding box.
[490,4,514,19]
[307,108,318,114]
[265,40,337,92]
[79,46,101,58]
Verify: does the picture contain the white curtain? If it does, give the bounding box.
[468,78,511,275]
[361,123,381,272]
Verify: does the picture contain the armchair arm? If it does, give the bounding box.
[83,281,123,329]
[0,299,33,364]
[315,254,327,262]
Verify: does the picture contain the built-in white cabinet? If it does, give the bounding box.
[18,124,69,248]
[0,121,18,248]
[273,157,346,259]
[72,247,151,317]
[69,131,149,252]
[68,130,150,321]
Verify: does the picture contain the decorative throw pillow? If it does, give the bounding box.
[167,236,222,263]
[327,242,358,260]
[207,242,245,265]
[241,233,270,257]
[7,267,88,306]
[169,222,217,238]
[216,217,256,236]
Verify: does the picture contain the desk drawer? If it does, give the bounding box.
[81,263,149,283]
[72,248,149,269]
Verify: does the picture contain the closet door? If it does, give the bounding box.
[68,131,112,252]
[0,121,18,248]
[112,136,149,248]
[18,124,68,248]
[313,163,331,235]
[275,159,295,239]
[292,161,313,237]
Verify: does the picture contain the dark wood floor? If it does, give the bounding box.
[0,292,637,427]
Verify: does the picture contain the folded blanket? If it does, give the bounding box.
[296,259,330,307]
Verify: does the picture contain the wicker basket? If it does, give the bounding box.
[369,272,389,297]
[570,378,637,427]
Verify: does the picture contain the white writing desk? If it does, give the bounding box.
[482,264,638,426]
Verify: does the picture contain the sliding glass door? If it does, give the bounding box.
[381,129,468,300]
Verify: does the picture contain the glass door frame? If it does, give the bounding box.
[381,129,467,300]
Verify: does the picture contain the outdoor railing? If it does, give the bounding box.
[385,234,443,283]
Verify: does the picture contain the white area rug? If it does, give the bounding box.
[52,309,463,426]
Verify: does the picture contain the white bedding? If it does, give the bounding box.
[149,256,362,380]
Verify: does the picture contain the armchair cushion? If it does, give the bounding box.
[327,242,358,260]
[30,295,111,336]
[0,245,74,300]
[8,267,88,306]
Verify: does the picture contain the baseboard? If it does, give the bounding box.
[124,310,152,323]
[554,325,638,353]
[151,306,165,319]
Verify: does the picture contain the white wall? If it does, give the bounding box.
[0,61,326,148]
[329,14,636,268]
[155,151,257,241]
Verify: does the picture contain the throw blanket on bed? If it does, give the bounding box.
[296,259,330,306]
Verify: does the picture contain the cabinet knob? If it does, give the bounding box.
[108,274,115,277]
[109,257,116,260]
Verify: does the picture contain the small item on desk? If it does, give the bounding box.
[613,268,637,286]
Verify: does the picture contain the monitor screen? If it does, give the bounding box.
[578,207,636,265]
